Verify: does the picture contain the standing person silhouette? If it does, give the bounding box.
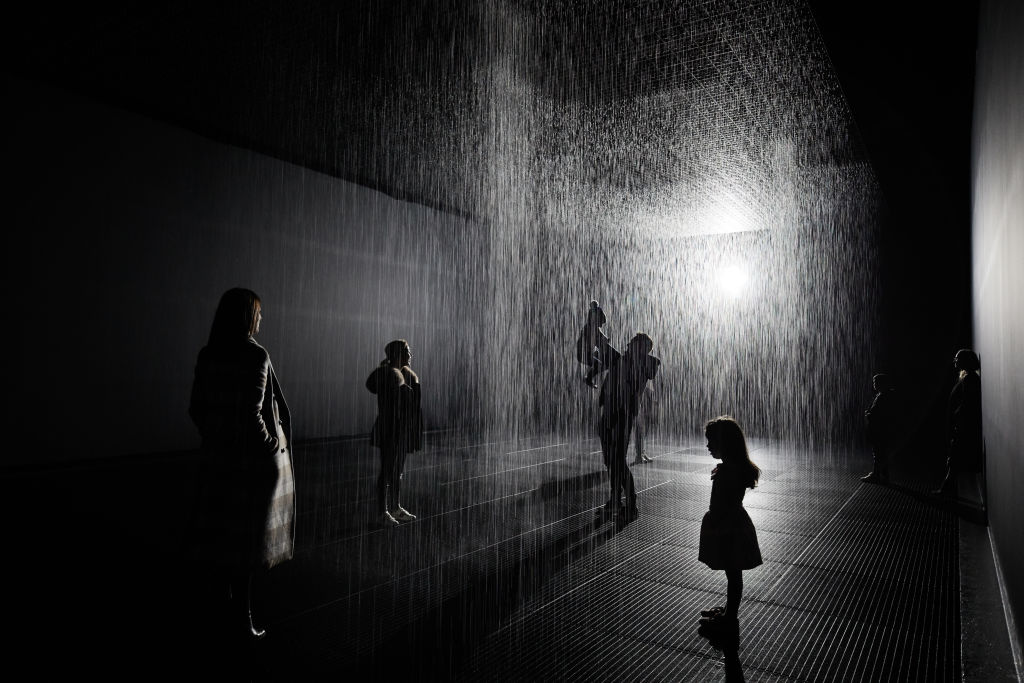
[366,339,424,526]
[861,373,898,483]
[933,348,982,496]
[188,288,295,641]
[698,416,762,634]
[576,300,614,388]
[598,332,660,528]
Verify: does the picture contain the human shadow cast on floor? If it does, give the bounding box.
[344,506,620,680]
[535,469,607,501]
[697,621,746,683]
[863,479,988,525]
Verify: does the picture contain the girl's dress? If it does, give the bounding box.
[698,461,762,570]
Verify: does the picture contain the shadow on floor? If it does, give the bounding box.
[863,479,987,525]
[327,509,621,679]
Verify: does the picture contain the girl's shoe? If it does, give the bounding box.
[699,613,739,633]
[700,606,726,618]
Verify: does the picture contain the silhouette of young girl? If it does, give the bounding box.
[576,300,612,388]
[698,416,762,631]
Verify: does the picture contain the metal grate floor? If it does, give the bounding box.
[217,432,961,681]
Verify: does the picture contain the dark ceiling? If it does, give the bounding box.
[6,0,978,233]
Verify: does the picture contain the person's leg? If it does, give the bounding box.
[379,447,400,524]
[724,568,743,620]
[609,451,622,510]
[600,420,618,506]
[622,466,638,521]
[862,439,882,482]
[377,448,393,515]
[611,422,637,525]
[608,424,627,509]
[623,422,638,521]
[934,450,958,495]
[632,414,645,463]
[230,571,265,638]
[877,442,889,480]
[392,448,405,507]
[393,448,416,520]
[597,418,617,521]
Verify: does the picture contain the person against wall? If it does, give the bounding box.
[933,348,983,497]
[188,288,296,640]
[598,332,661,528]
[861,372,898,483]
[366,339,424,526]
[698,416,762,633]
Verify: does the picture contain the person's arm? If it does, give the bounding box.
[599,337,621,366]
[647,355,661,380]
[246,348,280,454]
[378,367,407,413]
[271,367,291,441]
[865,394,880,428]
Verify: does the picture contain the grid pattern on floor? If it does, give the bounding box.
[235,433,960,681]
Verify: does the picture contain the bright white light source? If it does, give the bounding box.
[718,265,748,298]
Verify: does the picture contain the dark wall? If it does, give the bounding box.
[9,77,479,465]
[971,0,1024,660]
[808,1,980,457]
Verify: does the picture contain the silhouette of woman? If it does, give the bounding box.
[698,416,762,632]
[934,348,982,496]
[189,288,295,640]
[366,339,424,526]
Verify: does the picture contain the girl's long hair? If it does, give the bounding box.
[208,287,261,346]
[706,415,760,489]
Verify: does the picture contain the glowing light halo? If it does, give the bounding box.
[718,264,749,299]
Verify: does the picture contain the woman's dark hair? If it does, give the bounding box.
[705,415,760,489]
[955,348,980,372]
[587,300,606,327]
[384,339,409,367]
[629,332,654,355]
[208,288,261,346]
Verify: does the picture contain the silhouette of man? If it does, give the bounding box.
[861,373,897,483]
[598,333,660,527]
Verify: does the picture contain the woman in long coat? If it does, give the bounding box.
[934,348,982,496]
[189,288,295,639]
